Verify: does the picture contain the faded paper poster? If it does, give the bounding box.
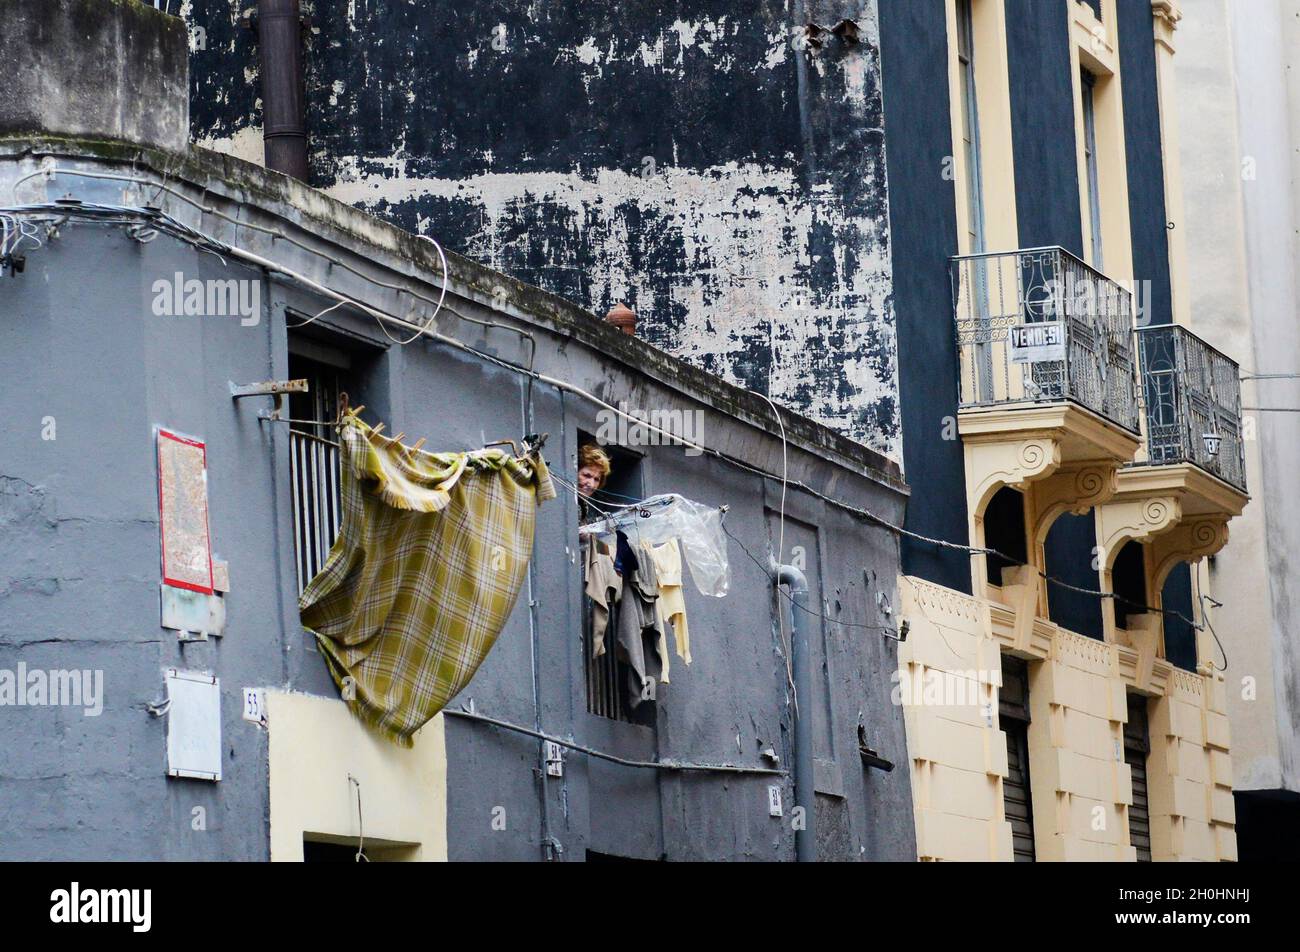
[157,429,214,594]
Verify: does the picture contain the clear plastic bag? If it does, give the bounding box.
[583,494,730,597]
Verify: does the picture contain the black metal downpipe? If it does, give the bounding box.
[257,0,308,180]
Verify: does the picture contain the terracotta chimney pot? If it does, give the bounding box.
[604,302,637,335]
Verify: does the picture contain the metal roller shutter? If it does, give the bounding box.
[1125,693,1152,862]
[1000,657,1036,862]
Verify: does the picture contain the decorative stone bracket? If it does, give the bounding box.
[959,405,1141,602]
[1094,463,1245,666]
[1095,494,1183,570]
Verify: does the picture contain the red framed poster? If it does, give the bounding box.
[157,428,215,595]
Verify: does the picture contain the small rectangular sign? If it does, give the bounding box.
[1008,321,1066,363]
[157,429,214,595]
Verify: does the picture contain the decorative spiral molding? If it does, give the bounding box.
[1095,494,1181,568]
[966,437,1061,521]
[1075,467,1108,499]
[1019,440,1050,471]
[1143,497,1174,527]
[1190,520,1225,549]
[1151,518,1231,590]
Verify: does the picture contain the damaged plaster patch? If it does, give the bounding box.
[557,16,742,76]
[324,159,900,459]
[0,477,56,532]
[195,125,266,167]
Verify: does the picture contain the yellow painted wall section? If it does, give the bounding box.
[1026,630,1135,861]
[899,576,1237,861]
[266,690,448,861]
[898,576,1013,861]
[1148,670,1237,861]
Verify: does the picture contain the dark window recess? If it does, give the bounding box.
[1124,694,1152,862]
[1000,656,1036,862]
[578,433,653,726]
[1044,512,1105,640]
[1161,569,1198,672]
[1081,68,1105,269]
[286,328,384,594]
[1079,0,1103,21]
[1112,540,1147,630]
[302,836,416,861]
[302,840,364,862]
[288,348,350,595]
[984,487,1028,587]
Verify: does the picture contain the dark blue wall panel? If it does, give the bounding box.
[1115,0,1198,657]
[1162,569,1198,671]
[879,0,971,593]
[1117,0,1173,328]
[1005,0,1083,256]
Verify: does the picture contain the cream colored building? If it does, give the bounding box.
[895,0,1245,861]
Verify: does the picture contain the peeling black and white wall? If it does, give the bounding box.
[185,1,901,460]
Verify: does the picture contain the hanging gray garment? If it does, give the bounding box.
[584,538,622,657]
[615,547,665,708]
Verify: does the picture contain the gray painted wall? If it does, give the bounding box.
[0,147,915,861]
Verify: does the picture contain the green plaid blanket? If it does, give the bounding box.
[300,412,554,746]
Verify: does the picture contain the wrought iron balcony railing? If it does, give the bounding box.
[1136,324,1246,492]
[951,246,1141,434]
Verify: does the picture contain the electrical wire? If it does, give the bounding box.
[0,200,1212,633]
[756,390,797,708]
[347,775,369,862]
[723,521,899,635]
[1194,565,1229,672]
[444,708,785,775]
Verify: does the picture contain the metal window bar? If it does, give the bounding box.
[290,431,343,595]
[950,246,1141,434]
[582,563,632,723]
[289,368,345,595]
[1136,324,1246,491]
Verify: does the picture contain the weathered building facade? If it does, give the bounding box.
[185,0,901,458]
[0,0,913,861]
[0,0,1272,864]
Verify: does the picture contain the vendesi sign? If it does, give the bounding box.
[1008,322,1067,363]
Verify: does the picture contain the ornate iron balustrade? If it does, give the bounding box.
[1136,324,1246,491]
[950,246,1140,434]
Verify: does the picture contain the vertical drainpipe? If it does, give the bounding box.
[775,563,816,861]
[257,0,309,180]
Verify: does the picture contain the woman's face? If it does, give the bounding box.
[576,465,603,497]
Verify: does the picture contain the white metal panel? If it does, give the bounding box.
[166,669,222,781]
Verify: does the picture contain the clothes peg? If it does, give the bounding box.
[393,432,405,443]
[413,438,427,451]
